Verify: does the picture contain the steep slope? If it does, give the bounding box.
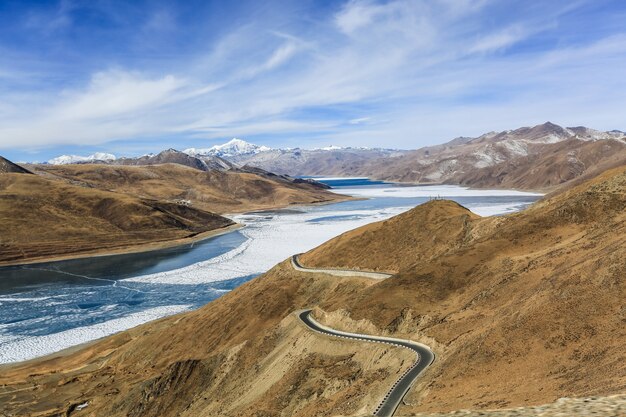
[300,200,479,273]
[0,173,234,265]
[28,163,347,214]
[219,123,625,191]
[0,261,407,417]
[1,165,624,416]
[0,155,32,174]
[314,165,626,414]
[453,138,626,189]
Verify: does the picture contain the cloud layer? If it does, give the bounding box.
[0,0,625,159]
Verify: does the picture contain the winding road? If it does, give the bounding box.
[291,254,392,279]
[292,254,434,417]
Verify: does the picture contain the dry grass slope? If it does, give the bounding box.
[0,165,624,416]
[29,163,349,214]
[0,163,347,264]
[0,173,233,264]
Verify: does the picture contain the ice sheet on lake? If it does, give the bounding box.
[124,187,534,285]
[0,305,191,363]
[125,206,408,285]
[0,185,540,363]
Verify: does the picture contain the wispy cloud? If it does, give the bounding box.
[0,0,624,159]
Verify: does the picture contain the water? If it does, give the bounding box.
[0,179,541,363]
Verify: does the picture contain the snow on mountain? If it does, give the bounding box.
[47,152,116,165]
[184,138,271,157]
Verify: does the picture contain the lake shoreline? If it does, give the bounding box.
[0,223,243,269]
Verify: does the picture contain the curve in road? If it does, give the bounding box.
[291,254,392,280]
[299,310,434,417]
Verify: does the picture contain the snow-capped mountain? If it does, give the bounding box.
[47,152,116,165]
[184,138,271,158]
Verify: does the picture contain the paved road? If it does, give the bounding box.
[299,310,434,417]
[291,254,392,279]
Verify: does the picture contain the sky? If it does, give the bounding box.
[0,0,625,162]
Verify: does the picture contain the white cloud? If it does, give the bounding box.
[1,0,625,153]
[53,71,186,120]
[349,117,371,125]
[335,0,387,34]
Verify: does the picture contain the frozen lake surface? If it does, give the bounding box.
[0,179,541,363]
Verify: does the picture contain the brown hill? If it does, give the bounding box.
[0,155,32,174]
[453,138,626,190]
[300,200,479,273]
[353,123,626,191]
[0,173,234,265]
[1,165,624,416]
[27,162,347,214]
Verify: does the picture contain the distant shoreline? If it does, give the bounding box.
[0,223,243,269]
[0,194,354,268]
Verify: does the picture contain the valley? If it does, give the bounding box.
[2,167,623,416]
[0,157,347,266]
[0,179,538,365]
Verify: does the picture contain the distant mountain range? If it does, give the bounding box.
[42,122,626,190]
[48,152,116,165]
[346,122,626,190]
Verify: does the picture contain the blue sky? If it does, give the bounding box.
[1,0,625,162]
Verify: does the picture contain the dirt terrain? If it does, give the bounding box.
[0,173,234,265]
[28,162,348,214]
[0,165,624,416]
[0,159,348,265]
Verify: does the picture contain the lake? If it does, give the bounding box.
[0,179,541,363]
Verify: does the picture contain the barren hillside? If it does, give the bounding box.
[28,162,347,214]
[0,173,234,265]
[1,165,624,416]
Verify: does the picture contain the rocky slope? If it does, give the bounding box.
[222,123,626,191]
[1,164,624,416]
[228,146,407,176]
[0,155,32,174]
[112,148,235,172]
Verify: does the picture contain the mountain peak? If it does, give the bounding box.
[184,138,271,157]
